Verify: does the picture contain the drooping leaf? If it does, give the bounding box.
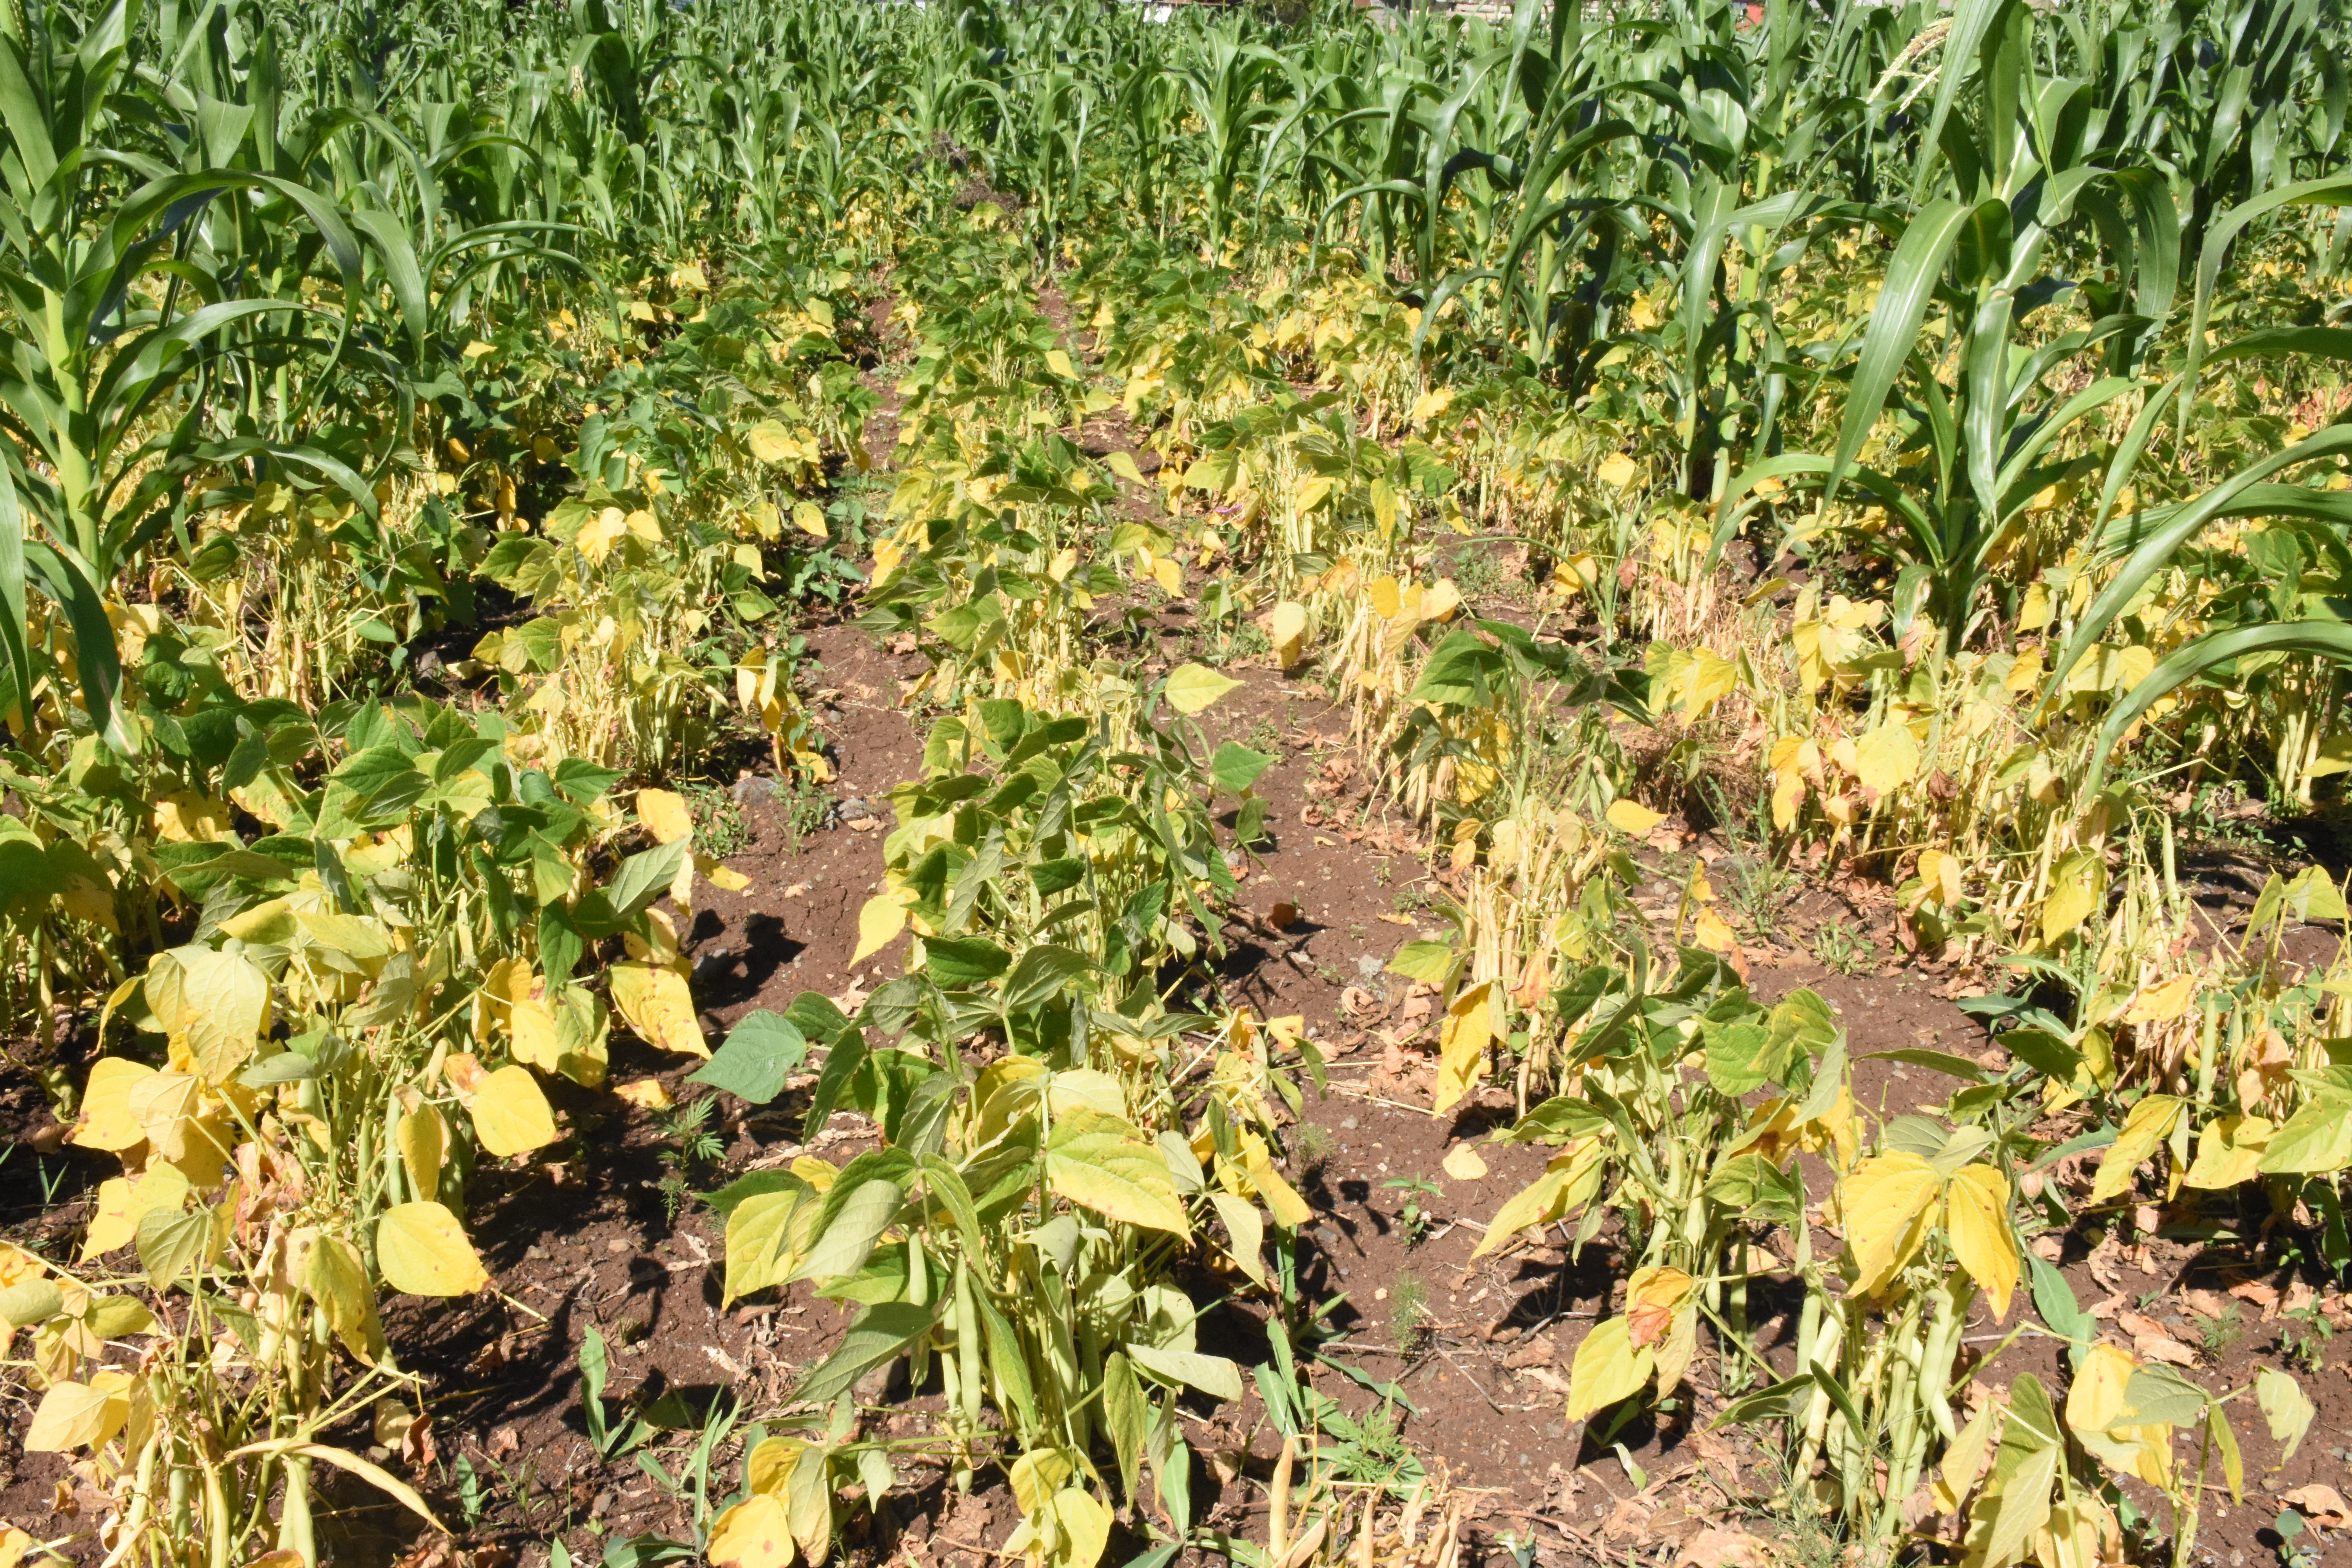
[1566,1316,1652,1423]
[1943,1163,2018,1318]
[376,1202,489,1296]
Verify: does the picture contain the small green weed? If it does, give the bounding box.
[1388,1272,1430,1351]
[1446,545,1516,602]
[2278,1301,2333,1371]
[1811,918,1875,975]
[1291,1122,1338,1172]
[1383,1176,1441,1248]
[1308,1390,1422,1494]
[780,777,833,856]
[654,1096,725,1221]
[683,782,751,860]
[2194,1305,2247,1358]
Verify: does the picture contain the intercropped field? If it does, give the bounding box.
[3,2,2352,1568]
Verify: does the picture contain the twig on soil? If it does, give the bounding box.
[1433,1345,1513,1418]
[1319,1084,1435,1116]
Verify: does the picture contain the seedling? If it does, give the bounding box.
[1382,1176,1441,1247]
[2278,1301,2334,1371]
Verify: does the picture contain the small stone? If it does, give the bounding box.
[730,775,779,805]
[1356,954,1384,978]
[1339,1116,1357,1130]
[606,1238,631,1256]
[525,1245,547,1261]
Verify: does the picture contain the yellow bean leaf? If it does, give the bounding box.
[708,1495,796,1568]
[1473,1149,1592,1259]
[1935,1398,1999,1512]
[1209,1192,1268,1286]
[147,945,270,1083]
[1268,601,1307,668]
[1241,1151,1313,1230]
[2041,852,2102,946]
[2123,975,2198,1025]
[793,501,829,539]
[395,1105,446,1204]
[25,1380,128,1453]
[850,893,907,966]
[1943,1163,2018,1319]
[1566,1316,1653,1422]
[303,1230,385,1364]
[470,1065,557,1158]
[1441,1144,1488,1181]
[608,961,707,1058]
[1052,1488,1110,1568]
[1854,724,1920,793]
[72,1057,156,1152]
[2090,1094,2181,1204]
[748,423,795,465]
[1163,662,1241,715]
[1047,1112,1191,1236]
[1605,799,1664,835]
[577,507,628,565]
[1433,980,1495,1114]
[375,1202,489,1297]
[637,788,695,845]
[1839,1151,1941,1296]
[1624,1265,1698,1349]
[2182,1114,2272,1190]
[509,989,563,1073]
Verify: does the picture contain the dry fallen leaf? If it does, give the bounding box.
[2181,1289,2227,1320]
[1503,1337,1555,1369]
[1441,1144,1488,1181]
[1686,1428,1744,1485]
[2281,1485,2352,1529]
[2133,1334,2198,1367]
[2116,1311,2173,1342]
[1517,1365,1572,1396]
[1675,1528,1769,1568]
[2228,1279,2280,1318]
[1377,913,1416,926]
[1601,1495,1655,1544]
[612,1079,673,1110]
